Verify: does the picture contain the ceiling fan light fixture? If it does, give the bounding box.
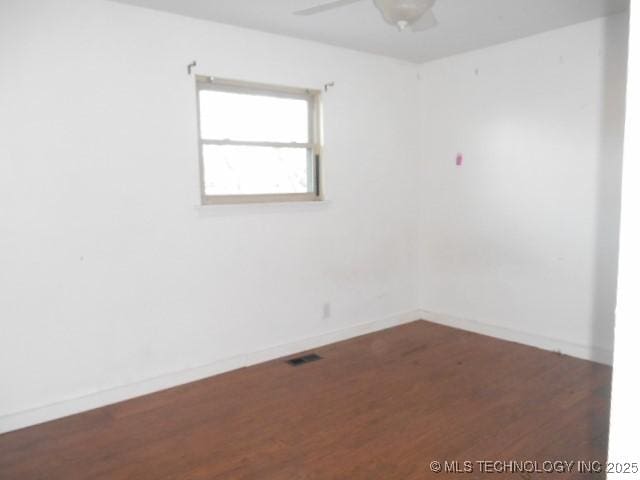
[372,0,436,30]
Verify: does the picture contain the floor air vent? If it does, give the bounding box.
[286,353,322,366]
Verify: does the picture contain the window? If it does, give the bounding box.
[196,76,323,204]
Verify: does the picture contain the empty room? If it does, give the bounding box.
[1,0,639,478]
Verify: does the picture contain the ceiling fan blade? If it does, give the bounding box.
[411,9,438,31]
[294,0,364,16]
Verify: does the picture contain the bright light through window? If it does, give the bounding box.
[196,76,322,204]
[199,91,309,143]
[202,145,308,195]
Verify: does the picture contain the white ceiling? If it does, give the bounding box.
[110,0,629,63]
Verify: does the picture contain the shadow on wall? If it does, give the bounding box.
[590,11,630,449]
[591,14,629,362]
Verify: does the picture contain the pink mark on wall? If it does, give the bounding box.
[456,153,464,166]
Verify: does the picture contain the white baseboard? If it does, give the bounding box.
[420,309,614,366]
[0,309,421,435]
[1,308,610,434]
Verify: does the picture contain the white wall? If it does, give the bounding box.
[418,14,629,364]
[0,0,421,431]
[608,1,640,468]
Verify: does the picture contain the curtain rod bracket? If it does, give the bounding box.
[324,81,335,92]
[187,61,197,76]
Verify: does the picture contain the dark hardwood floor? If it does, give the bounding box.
[0,321,611,479]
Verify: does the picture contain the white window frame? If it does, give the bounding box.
[195,75,323,205]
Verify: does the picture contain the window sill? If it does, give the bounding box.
[194,198,330,215]
[200,193,324,205]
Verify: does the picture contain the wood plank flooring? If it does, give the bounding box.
[0,321,611,479]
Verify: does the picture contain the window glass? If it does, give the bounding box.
[199,90,309,144]
[202,145,309,196]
